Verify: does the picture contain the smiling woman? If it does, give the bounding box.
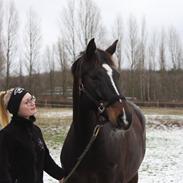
[0,87,65,183]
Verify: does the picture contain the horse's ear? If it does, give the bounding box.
[105,40,118,55]
[86,38,96,60]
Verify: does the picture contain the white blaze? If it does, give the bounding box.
[123,108,129,126]
[102,64,120,96]
[103,64,129,125]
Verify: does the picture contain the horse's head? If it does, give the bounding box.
[72,38,131,129]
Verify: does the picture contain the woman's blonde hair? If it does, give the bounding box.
[0,89,14,128]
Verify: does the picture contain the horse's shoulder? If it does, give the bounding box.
[126,100,146,129]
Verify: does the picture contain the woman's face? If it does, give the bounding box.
[18,93,37,118]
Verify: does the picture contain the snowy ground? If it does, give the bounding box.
[39,109,183,183]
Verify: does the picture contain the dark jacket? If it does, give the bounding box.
[0,115,65,183]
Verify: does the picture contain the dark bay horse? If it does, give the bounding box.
[61,39,146,183]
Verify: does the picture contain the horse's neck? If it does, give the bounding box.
[73,98,97,140]
[73,104,95,127]
[72,82,98,140]
[73,83,93,123]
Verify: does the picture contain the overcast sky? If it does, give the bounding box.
[9,0,183,45]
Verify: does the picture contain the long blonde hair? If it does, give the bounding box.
[0,89,13,128]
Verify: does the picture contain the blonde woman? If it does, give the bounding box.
[0,87,65,183]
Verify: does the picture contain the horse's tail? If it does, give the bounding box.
[0,90,12,128]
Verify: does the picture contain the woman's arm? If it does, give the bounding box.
[0,131,12,183]
[43,144,65,180]
[35,126,65,180]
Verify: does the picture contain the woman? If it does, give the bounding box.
[0,87,65,183]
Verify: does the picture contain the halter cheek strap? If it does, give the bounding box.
[79,82,104,113]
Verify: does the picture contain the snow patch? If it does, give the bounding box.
[42,113,183,183]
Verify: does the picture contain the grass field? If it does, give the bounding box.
[36,106,183,143]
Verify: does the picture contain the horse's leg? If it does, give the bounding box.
[128,173,138,183]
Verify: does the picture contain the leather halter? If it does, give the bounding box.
[79,81,126,114]
[76,55,126,115]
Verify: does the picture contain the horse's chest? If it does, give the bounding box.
[74,161,120,183]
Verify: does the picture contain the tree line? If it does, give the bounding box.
[0,0,183,102]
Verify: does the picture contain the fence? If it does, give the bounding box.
[36,97,183,108]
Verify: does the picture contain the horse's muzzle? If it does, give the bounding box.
[106,102,131,130]
[117,114,130,130]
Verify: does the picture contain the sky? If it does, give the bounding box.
[11,0,183,46]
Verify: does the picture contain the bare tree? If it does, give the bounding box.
[126,15,139,71]
[77,0,106,49]
[168,27,183,70]
[0,0,4,77]
[167,27,183,100]
[24,8,41,92]
[18,59,24,86]
[147,33,158,101]
[137,18,147,70]
[4,2,18,89]
[158,29,168,100]
[45,46,56,96]
[137,18,147,100]
[126,15,139,97]
[59,0,106,63]
[148,33,158,71]
[159,29,166,71]
[112,16,124,70]
[57,39,68,96]
[59,0,77,63]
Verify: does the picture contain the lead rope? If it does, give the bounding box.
[63,124,103,183]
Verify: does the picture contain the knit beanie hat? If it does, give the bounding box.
[7,87,28,115]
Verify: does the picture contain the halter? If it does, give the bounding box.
[76,53,126,115]
[79,81,126,114]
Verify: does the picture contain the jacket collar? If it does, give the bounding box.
[11,115,36,128]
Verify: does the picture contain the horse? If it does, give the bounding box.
[61,38,146,183]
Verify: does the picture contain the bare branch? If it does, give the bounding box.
[4,1,19,89]
[23,8,41,91]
